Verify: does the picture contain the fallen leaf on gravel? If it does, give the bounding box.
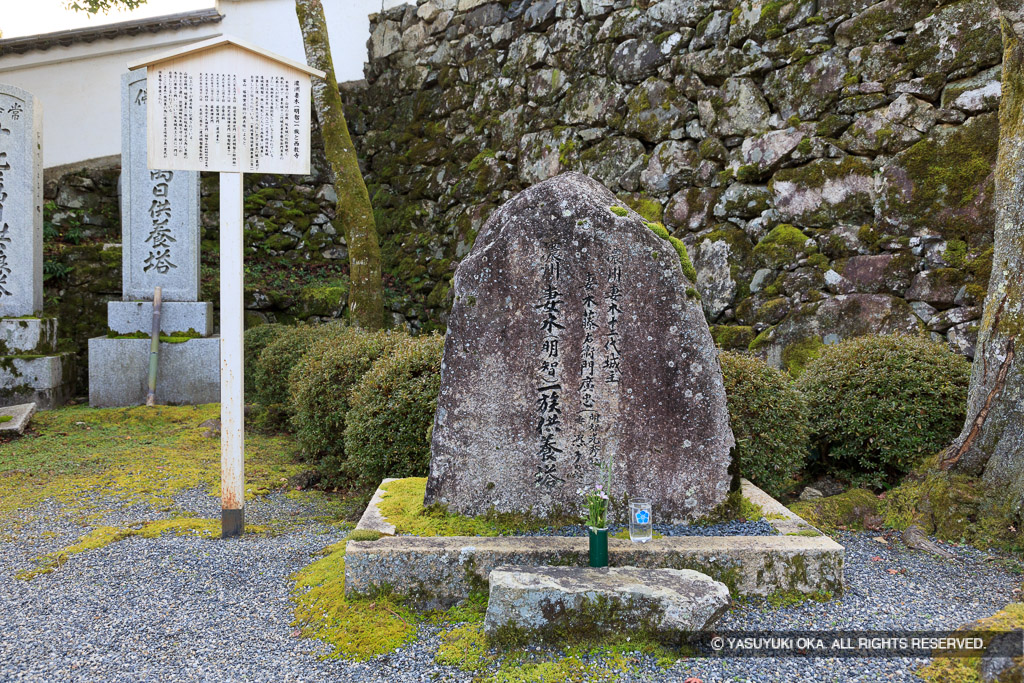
[871,556,883,562]
[683,678,702,683]
[873,537,888,544]
[887,568,899,574]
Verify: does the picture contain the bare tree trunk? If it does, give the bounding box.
[942,4,1024,502]
[295,0,387,330]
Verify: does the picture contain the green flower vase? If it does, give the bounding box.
[588,527,608,567]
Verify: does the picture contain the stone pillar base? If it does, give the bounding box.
[107,301,214,336]
[0,352,76,410]
[88,336,221,408]
[0,317,74,410]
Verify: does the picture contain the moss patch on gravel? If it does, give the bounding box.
[16,517,267,581]
[788,489,881,532]
[917,603,1024,683]
[0,404,310,529]
[435,621,679,680]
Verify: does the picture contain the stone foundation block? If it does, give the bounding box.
[88,336,220,407]
[1,317,58,354]
[107,301,214,336]
[0,353,76,409]
[483,566,730,645]
[0,402,36,435]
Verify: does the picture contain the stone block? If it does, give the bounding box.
[87,336,220,408]
[0,402,36,435]
[354,477,399,536]
[0,354,75,409]
[107,301,214,336]
[346,479,843,610]
[121,72,201,302]
[483,566,730,644]
[425,173,734,524]
[0,317,57,354]
[346,533,845,610]
[0,84,44,318]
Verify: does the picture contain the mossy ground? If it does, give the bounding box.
[376,477,579,536]
[917,603,1024,683]
[0,404,340,529]
[16,517,268,580]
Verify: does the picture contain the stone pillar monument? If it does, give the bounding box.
[0,83,76,409]
[87,72,219,407]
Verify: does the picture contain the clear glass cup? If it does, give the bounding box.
[629,499,652,543]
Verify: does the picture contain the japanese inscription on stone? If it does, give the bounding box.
[122,72,200,301]
[0,84,42,318]
[425,173,735,523]
[144,44,312,175]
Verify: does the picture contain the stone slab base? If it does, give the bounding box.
[107,301,214,336]
[354,477,399,535]
[484,566,730,645]
[0,402,36,434]
[88,336,220,407]
[0,353,76,409]
[1,317,57,354]
[345,479,845,610]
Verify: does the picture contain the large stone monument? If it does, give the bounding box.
[0,83,75,409]
[425,173,735,524]
[87,72,219,407]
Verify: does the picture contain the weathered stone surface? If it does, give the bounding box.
[740,127,811,179]
[665,187,721,233]
[483,566,730,644]
[578,137,646,192]
[839,95,938,155]
[425,173,734,523]
[560,76,625,125]
[106,301,214,336]
[0,317,57,355]
[623,78,693,143]
[942,66,1002,113]
[121,72,201,302]
[875,113,998,239]
[701,77,772,138]
[346,479,844,609]
[0,402,35,435]
[840,253,914,296]
[771,157,875,228]
[0,353,75,410]
[906,270,961,308]
[355,477,399,536]
[0,84,43,318]
[694,237,737,320]
[640,140,700,195]
[763,49,849,121]
[88,337,219,408]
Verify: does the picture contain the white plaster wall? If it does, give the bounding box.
[0,0,409,168]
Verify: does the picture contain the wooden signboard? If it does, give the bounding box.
[128,37,324,538]
[133,36,320,175]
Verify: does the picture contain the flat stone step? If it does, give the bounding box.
[0,402,36,435]
[483,566,730,645]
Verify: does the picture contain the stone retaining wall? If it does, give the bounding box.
[344,0,1002,370]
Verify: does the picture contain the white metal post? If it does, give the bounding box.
[219,171,245,538]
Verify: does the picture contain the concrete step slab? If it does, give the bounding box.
[0,402,36,435]
[484,566,730,645]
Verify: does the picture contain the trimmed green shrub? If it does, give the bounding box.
[250,323,348,425]
[243,324,288,396]
[719,351,809,498]
[344,334,445,492]
[289,328,406,485]
[795,334,970,488]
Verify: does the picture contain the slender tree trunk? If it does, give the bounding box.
[942,4,1024,502]
[295,0,387,330]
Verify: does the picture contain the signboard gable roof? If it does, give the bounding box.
[126,34,325,79]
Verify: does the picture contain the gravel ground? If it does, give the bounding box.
[1,493,1019,682]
